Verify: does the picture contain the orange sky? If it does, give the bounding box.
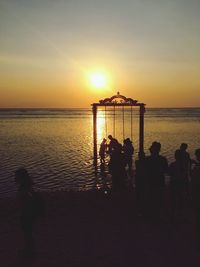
[0,1,200,108]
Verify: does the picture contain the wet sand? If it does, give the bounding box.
[1,189,200,267]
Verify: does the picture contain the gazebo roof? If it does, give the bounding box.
[92,92,145,107]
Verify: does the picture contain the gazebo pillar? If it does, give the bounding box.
[139,104,145,157]
[92,104,97,163]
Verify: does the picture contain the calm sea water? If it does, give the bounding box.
[0,108,200,198]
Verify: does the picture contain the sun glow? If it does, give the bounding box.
[90,72,107,89]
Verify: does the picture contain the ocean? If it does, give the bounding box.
[0,108,200,198]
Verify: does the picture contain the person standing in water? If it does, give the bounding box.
[123,138,134,175]
[107,135,119,156]
[99,138,107,163]
[178,143,191,196]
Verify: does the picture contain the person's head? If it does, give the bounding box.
[126,138,132,145]
[174,149,181,161]
[102,138,107,143]
[195,149,200,162]
[149,141,161,155]
[15,168,32,189]
[108,135,113,140]
[124,138,131,145]
[180,143,188,151]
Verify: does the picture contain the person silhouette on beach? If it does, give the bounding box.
[123,138,134,175]
[99,138,107,163]
[145,142,168,219]
[135,152,146,215]
[15,168,43,257]
[169,149,186,221]
[108,141,126,191]
[178,143,191,196]
[191,149,200,246]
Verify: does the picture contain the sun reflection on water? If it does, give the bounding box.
[97,109,106,144]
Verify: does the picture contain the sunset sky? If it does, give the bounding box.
[0,0,200,108]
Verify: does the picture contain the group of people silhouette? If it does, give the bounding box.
[14,139,200,257]
[99,136,200,245]
[99,135,134,189]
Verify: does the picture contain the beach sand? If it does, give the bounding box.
[1,189,200,267]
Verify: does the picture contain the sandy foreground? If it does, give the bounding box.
[0,188,200,267]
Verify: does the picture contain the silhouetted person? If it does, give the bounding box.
[145,142,168,219]
[135,152,146,215]
[109,142,126,191]
[169,150,185,221]
[107,135,119,156]
[123,138,134,175]
[178,143,191,195]
[191,149,200,246]
[99,138,107,163]
[15,168,43,256]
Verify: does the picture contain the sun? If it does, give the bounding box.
[90,72,107,89]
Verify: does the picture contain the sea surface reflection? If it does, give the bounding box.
[0,108,199,198]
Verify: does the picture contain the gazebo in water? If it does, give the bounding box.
[91,92,146,168]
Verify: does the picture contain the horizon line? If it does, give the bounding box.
[0,106,200,109]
